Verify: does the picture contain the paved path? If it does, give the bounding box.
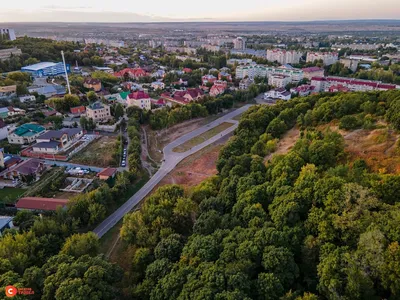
[93,105,252,238]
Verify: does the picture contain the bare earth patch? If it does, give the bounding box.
[342,128,400,174]
[265,126,300,162]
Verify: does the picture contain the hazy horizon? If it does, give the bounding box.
[1,0,399,23]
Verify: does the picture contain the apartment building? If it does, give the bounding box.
[266,49,302,65]
[236,65,303,82]
[311,76,398,93]
[306,52,338,66]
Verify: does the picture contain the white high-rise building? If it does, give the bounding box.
[236,65,303,82]
[233,37,246,50]
[0,28,16,41]
[266,49,303,65]
[306,52,339,66]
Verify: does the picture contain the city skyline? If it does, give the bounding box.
[1,0,399,22]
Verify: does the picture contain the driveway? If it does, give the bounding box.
[93,104,253,238]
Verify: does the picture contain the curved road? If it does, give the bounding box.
[93,105,252,238]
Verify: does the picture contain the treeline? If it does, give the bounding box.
[118,89,400,299]
[125,112,143,176]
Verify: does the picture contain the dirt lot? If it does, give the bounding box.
[172,122,234,153]
[154,135,230,192]
[70,136,118,167]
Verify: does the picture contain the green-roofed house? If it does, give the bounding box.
[7,123,46,145]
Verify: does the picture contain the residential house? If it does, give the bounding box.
[15,197,69,211]
[161,88,204,106]
[152,69,166,78]
[264,88,291,101]
[32,128,83,154]
[86,102,112,122]
[210,81,228,97]
[174,88,204,102]
[114,68,148,79]
[0,85,16,100]
[0,158,46,181]
[19,95,36,102]
[218,72,232,82]
[302,67,325,80]
[127,91,152,110]
[7,107,26,117]
[151,81,165,90]
[0,119,8,140]
[8,123,46,145]
[183,68,192,73]
[202,75,217,85]
[83,78,102,92]
[98,167,118,180]
[70,106,86,116]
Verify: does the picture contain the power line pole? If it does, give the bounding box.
[61,50,71,94]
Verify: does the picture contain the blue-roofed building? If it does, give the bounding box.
[21,62,70,77]
[0,217,13,237]
[7,123,46,145]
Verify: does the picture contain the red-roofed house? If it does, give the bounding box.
[210,80,228,97]
[174,88,204,102]
[16,197,69,211]
[114,68,148,79]
[97,167,118,180]
[70,106,86,116]
[183,68,192,73]
[127,91,151,110]
[202,75,217,85]
[83,78,102,92]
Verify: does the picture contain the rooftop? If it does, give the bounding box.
[16,197,69,211]
[0,216,13,229]
[88,102,107,110]
[13,123,45,137]
[22,62,60,71]
[33,141,60,149]
[98,167,118,177]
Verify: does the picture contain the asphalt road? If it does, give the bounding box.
[93,104,252,238]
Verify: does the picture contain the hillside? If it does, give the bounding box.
[119,89,400,299]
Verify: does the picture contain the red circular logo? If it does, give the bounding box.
[5,285,17,297]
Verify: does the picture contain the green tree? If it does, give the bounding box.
[60,232,99,258]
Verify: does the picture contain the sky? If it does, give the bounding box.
[1,0,399,22]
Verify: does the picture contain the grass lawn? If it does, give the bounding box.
[172,122,234,153]
[70,136,118,167]
[0,188,26,204]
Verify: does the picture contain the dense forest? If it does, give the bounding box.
[2,88,400,299]
[119,89,400,299]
